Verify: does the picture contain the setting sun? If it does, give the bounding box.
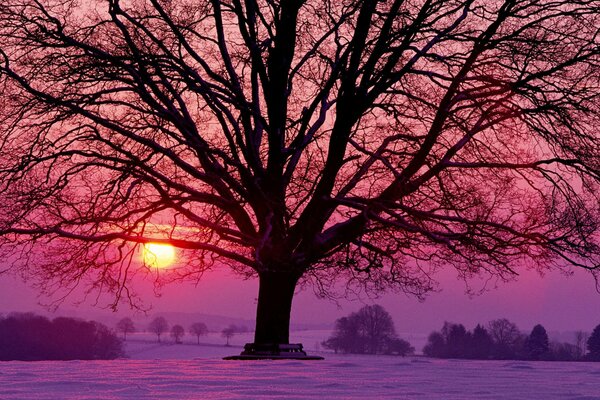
[143,243,176,269]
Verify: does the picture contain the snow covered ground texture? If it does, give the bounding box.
[2,356,600,399]
[1,332,599,400]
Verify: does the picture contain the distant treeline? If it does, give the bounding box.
[424,319,600,361]
[0,313,124,361]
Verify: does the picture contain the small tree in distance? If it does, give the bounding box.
[488,319,522,360]
[443,323,471,359]
[148,317,169,344]
[587,324,600,361]
[170,325,185,344]
[116,318,136,341]
[222,325,238,347]
[189,323,208,345]
[525,324,550,360]
[471,324,493,360]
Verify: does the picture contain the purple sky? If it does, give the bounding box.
[1,265,599,335]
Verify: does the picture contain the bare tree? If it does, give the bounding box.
[148,317,169,343]
[488,318,521,358]
[354,304,397,354]
[222,324,239,346]
[116,317,136,341]
[189,322,208,345]
[170,324,185,344]
[0,0,598,353]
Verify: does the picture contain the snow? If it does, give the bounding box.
[1,331,599,399]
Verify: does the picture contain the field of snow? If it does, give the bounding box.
[1,331,599,399]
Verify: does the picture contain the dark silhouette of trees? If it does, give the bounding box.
[170,324,185,344]
[423,331,446,358]
[443,323,471,359]
[0,0,598,352]
[550,342,579,361]
[424,319,590,361]
[148,317,169,343]
[189,322,208,345]
[355,305,397,354]
[322,316,361,354]
[488,318,522,359]
[384,338,415,357]
[470,324,493,360]
[322,305,412,355]
[525,324,550,360]
[587,324,600,361]
[0,313,123,360]
[222,324,240,346]
[116,317,136,341]
[424,322,474,359]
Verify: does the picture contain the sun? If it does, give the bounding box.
[143,243,176,269]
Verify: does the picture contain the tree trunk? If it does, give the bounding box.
[253,272,298,344]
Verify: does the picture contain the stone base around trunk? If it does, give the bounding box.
[223,343,324,360]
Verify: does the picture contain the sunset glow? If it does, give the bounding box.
[143,243,176,269]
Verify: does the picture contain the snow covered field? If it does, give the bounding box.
[1,332,599,399]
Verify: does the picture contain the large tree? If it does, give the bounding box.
[0,0,599,349]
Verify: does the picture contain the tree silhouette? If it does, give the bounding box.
[488,318,522,359]
[170,324,185,344]
[116,318,136,341]
[443,323,471,359]
[423,331,446,358]
[148,317,169,343]
[222,324,239,346]
[525,324,549,360]
[471,324,493,360]
[355,305,397,354]
[587,324,600,361]
[0,0,598,351]
[322,304,407,355]
[322,316,361,354]
[423,319,582,361]
[189,322,208,345]
[384,337,414,357]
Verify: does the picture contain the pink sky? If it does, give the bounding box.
[1,265,599,335]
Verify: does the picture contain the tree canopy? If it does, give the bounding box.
[0,0,598,346]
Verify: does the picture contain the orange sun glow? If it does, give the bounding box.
[143,243,176,269]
